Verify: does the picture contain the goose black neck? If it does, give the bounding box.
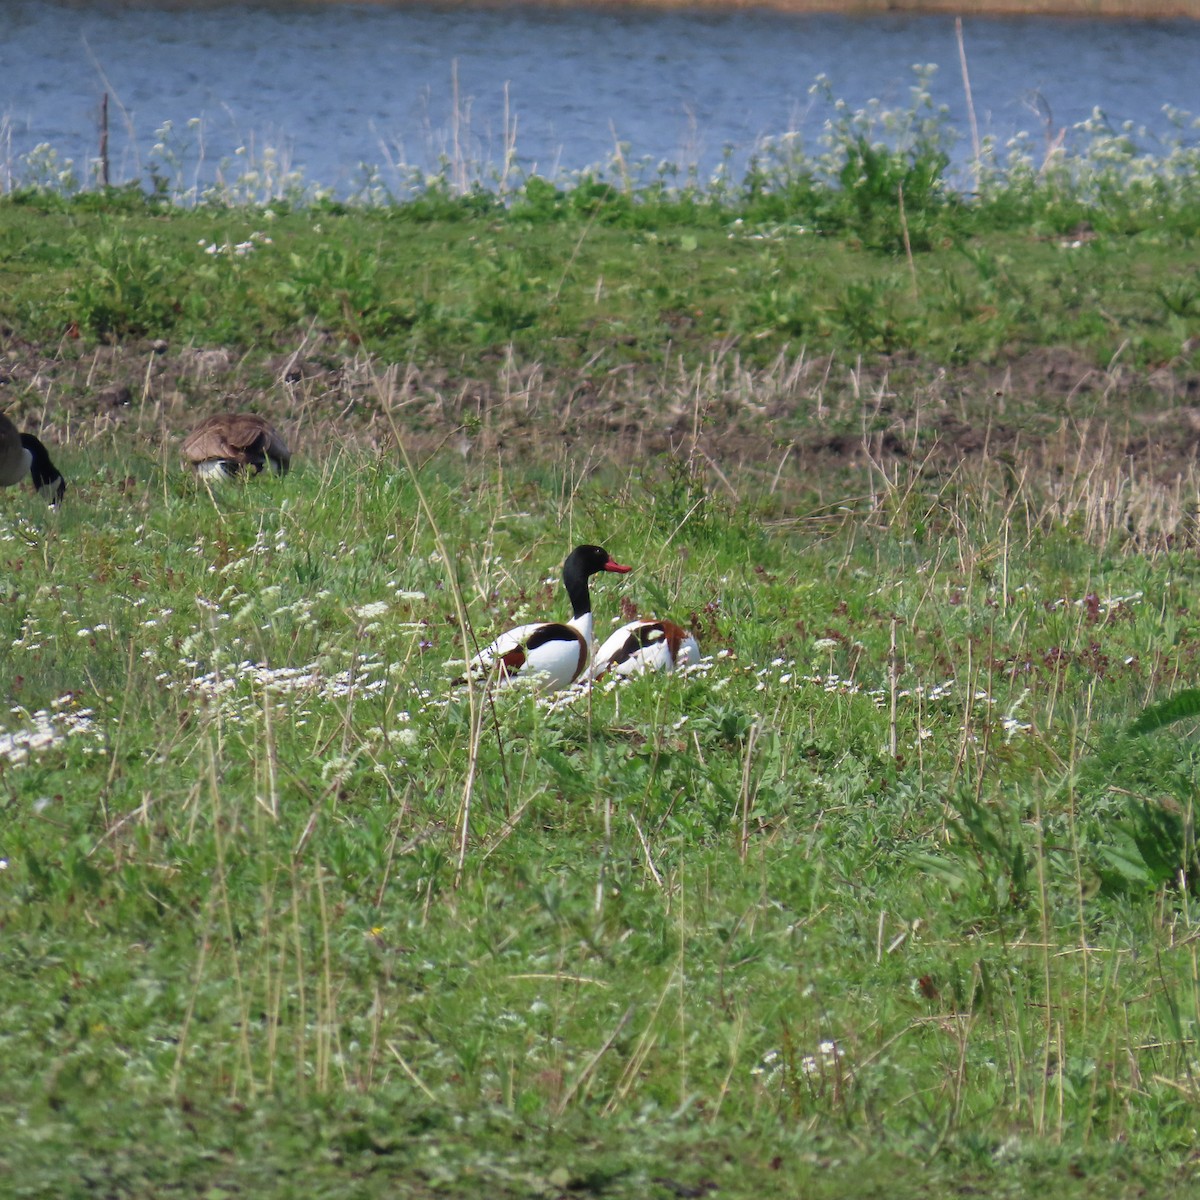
[21,433,66,502]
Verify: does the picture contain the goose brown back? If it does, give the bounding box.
[182,413,291,478]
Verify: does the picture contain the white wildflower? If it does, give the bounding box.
[352,601,390,621]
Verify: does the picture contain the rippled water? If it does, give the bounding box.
[2,1,1197,194]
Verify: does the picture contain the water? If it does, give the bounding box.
[1,1,1197,196]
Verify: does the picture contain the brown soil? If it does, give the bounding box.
[5,336,1200,518]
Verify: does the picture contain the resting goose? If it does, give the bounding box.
[0,413,66,503]
[181,413,291,479]
[458,544,632,693]
[591,617,700,679]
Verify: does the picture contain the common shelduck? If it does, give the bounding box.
[591,616,700,678]
[0,413,66,504]
[182,413,291,479]
[458,544,633,693]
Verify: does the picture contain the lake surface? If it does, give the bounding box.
[1,1,1197,195]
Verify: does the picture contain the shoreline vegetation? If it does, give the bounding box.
[5,67,1200,1200]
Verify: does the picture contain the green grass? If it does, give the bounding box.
[4,79,1200,1197]
[1,194,1197,377]
[4,424,1200,1197]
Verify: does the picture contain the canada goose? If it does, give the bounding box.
[181,413,291,479]
[457,544,633,693]
[0,413,66,503]
[591,617,700,679]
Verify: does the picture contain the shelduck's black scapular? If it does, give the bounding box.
[459,544,633,693]
[0,413,66,504]
[590,616,700,679]
[181,413,291,479]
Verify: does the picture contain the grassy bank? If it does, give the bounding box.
[6,385,1200,1198]
[4,83,1200,1198]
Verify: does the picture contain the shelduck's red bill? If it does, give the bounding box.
[604,559,633,574]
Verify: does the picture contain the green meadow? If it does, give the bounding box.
[4,79,1200,1197]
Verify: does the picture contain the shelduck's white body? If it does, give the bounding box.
[460,545,631,693]
[468,616,594,694]
[591,619,700,679]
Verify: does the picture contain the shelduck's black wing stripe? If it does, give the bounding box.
[523,623,589,683]
[607,632,646,668]
[525,624,575,651]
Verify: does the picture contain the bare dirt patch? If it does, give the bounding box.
[4,335,1200,511]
